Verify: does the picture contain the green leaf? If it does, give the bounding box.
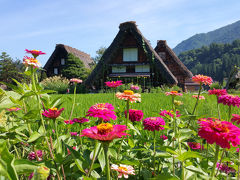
[37,90,56,95]
[27,131,42,143]
[128,123,140,135]
[177,151,202,162]
[128,138,135,148]
[98,149,105,171]
[150,173,179,180]
[14,159,38,174]
[75,159,85,174]
[20,91,36,100]
[22,110,39,120]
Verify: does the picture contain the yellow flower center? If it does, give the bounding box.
[124,90,134,95]
[32,50,40,52]
[10,107,17,110]
[96,103,107,110]
[171,91,178,93]
[150,117,157,121]
[119,166,128,171]
[212,121,229,133]
[97,123,113,135]
[50,107,58,111]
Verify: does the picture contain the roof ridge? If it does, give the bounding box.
[57,44,91,57]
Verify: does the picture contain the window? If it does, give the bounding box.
[61,58,65,65]
[54,68,58,75]
[135,65,150,72]
[112,66,126,73]
[123,48,138,62]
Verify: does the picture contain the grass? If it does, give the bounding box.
[52,92,240,121]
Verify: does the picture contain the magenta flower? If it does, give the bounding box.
[105,80,123,88]
[64,120,74,124]
[28,150,43,161]
[70,132,78,136]
[124,109,143,122]
[218,94,240,107]
[70,78,82,84]
[130,85,140,91]
[165,91,183,96]
[143,117,165,131]
[208,89,227,97]
[231,114,240,124]
[25,49,46,57]
[86,103,117,122]
[42,107,64,119]
[72,117,89,124]
[160,135,168,140]
[187,142,203,150]
[198,118,240,149]
[81,123,129,142]
[159,110,181,118]
[6,107,21,112]
[216,162,235,174]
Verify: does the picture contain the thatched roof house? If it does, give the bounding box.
[85,21,193,91]
[44,44,94,77]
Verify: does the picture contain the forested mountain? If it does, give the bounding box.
[173,20,240,55]
[178,39,240,82]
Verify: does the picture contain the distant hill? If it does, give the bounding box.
[173,20,240,55]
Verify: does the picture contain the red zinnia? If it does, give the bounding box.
[81,123,129,142]
[198,117,240,149]
[192,74,213,86]
[143,117,165,131]
[231,114,240,124]
[216,162,235,174]
[124,109,143,122]
[105,80,123,88]
[187,142,203,150]
[160,135,168,140]
[208,89,227,97]
[72,117,89,124]
[25,49,46,57]
[218,94,240,107]
[42,107,64,119]
[86,103,117,121]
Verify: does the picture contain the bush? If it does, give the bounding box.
[69,83,89,94]
[210,82,223,89]
[40,76,69,94]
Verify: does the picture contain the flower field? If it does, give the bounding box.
[1,49,240,180]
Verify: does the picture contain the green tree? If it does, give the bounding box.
[94,46,106,64]
[62,53,89,80]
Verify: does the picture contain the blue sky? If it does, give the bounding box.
[1,0,240,66]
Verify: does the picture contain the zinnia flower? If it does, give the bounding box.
[70,78,82,84]
[116,90,141,103]
[6,107,21,112]
[130,85,140,91]
[105,80,123,88]
[124,109,143,122]
[25,49,46,57]
[28,150,43,161]
[187,142,203,150]
[67,146,76,155]
[70,132,78,136]
[192,74,213,86]
[23,56,41,68]
[72,117,89,124]
[218,94,240,107]
[198,118,240,149]
[159,110,181,118]
[208,89,227,97]
[64,120,74,124]
[231,114,240,124]
[216,162,235,174]
[42,107,64,119]
[165,91,183,96]
[192,95,205,100]
[143,117,165,131]
[160,135,168,140]
[81,123,129,142]
[111,164,135,179]
[86,103,117,122]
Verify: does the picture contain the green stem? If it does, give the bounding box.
[87,141,100,177]
[153,131,156,175]
[103,142,110,180]
[216,97,221,120]
[210,145,220,180]
[126,99,130,128]
[228,105,232,122]
[192,84,202,115]
[69,83,77,120]
[54,119,59,141]
[238,148,240,180]
[216,150,225,176]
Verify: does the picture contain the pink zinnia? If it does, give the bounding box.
[192,74,213,86]
[25,49,46,57]
[23,56,41,68]
[86,103,116,122]
[124,109,143,122]
[116,90,141,103]
[64,120,74,124]
[198,118,240,149]
[218,94,240,107]
[105,80,123,88]
[208,89,227,97]
[28,150,43,161]
[111,164,135,179]
[143,117,165,131]
[70,78,82,84]
[192,95,205,100]
[187,142,203,150]
[42,107,64,119]
[81,123,129,142]
[72,117,89,123]
[70,132,78,136]
[231,114,240,124]
[216,162,235,174]
[130,85,140,91]
[165,91,183,96]
[160,135,168,140]
[159,110,181,118]
[6,107,21,112]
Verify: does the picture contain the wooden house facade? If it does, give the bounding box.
[44,44,94,77]
[85,21,193,91]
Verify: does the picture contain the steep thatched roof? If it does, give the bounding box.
[85,21,178,86]
[44,44,93,69]
[155,40,193,78]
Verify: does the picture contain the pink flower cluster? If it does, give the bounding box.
[86,103,116,122]
[64,120,74,124]
[192,74,213,86]
[160,135,168,140]
[198,118,240,149]
[218,94,240,107]
[187,142,203,150]
[105,80,123,88]
[143,117,165,131]
[231,114,240,124]
[130,85,140,91]
[192,95,205,100]
[216,162,235,174]
[111,164,135,179]
[23,56,41,68]
[165,91,183,96]
[159,110,181,118]
[124,109,143,122]
[208,89,227,97]
[42,107,64,119]
[28,150,43,161]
